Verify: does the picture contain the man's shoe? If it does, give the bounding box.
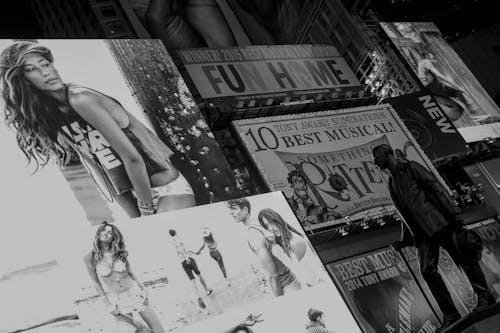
[436,314,461,333]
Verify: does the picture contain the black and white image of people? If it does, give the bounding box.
[84,222,166,332]
[68,192,360,332]
[380,22,500,138]
[127,0,305,52]
[0,39,239,224]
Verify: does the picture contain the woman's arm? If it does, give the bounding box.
[195,240,206,254]
[126,260,149,305]
[126,261,145,290]
[69,91,153,210]
[221,313,263,333]
[145,0,205,49]
[248,230,283,296]
[428,65,463,91]
[83,253,112,308]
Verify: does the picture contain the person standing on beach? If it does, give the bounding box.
[227,198,301,297]
[169,229,213,309]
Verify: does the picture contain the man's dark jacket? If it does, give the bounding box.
[388,161,461,244]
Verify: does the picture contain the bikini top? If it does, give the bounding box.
[203,232,217,250]
[96,258,127,277]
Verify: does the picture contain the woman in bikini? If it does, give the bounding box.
[195,226,231,286]
[258,208,324,287]
[0,41,195,217]
[84,222,165,332]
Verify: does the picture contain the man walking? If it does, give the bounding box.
[372,144,495,331]
[169,229,213,309]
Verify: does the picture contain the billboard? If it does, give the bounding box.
[380,22,500,142]
[232,104,445,230]
[178,45,362,107]
[384,91,468,160]
[68,192,362,332]
[126,0,308,51]
[327,247,440,333]
[0,39,243,225]
[466,218,500,300]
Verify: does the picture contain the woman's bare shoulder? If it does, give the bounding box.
[67,85,104,109]
[83,251,95,264]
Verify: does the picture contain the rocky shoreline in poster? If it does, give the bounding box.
[232,105,447,231]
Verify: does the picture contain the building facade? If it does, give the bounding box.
[29,0,147,38]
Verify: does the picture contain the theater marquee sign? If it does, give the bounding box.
[178,45,362,106]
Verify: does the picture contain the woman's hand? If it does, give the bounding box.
[138,201,156,216]
[241,313,263,326]
[263,230,275,244]
[110,306,121,317]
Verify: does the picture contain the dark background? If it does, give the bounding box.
[0,1,40,38]
[2,0,497,43]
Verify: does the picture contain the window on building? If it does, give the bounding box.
[347,42,360,60]
[100,6,117,18]
[106,20,126,35]
[318,12,331,29]
[329,30,340,47]
[323,3,335,20]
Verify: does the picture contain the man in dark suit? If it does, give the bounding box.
[372,144,495,331]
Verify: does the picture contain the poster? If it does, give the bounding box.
[232,105,445,230]
[66,192,361,333]
[126,0,309,52]
[384,91,468,161]
[380,22,500,142]
[0,142,87,333]
[177,45,361,107]
[224,0,308,45]
[327,248,440,333]
[466,218,500,300]
[402,247,477,316]
[0,39,242,226]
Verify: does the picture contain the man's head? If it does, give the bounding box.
[287,169,309,200]
[169,229,176,237]
[227,198,251,223]
[372,144,395,170]
[307,308,324,325]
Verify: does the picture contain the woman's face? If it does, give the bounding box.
[22,54,63,92]
[261,217,282,238]
[99,226,115,243]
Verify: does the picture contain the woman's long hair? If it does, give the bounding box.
[91,222,128,267]
[0,41,69,171]
[257,208,303,255]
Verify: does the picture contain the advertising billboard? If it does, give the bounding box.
[178,45,362,107]
[466,218,500,300]
[384,91,468,160]
[126,0,309,50]
[380,22,500,142]
[232,104,445,230]
[0,39,242,225]
[68,192,362,332]
[327,247,440,333]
